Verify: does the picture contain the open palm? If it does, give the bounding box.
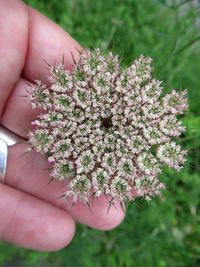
[0,0,124,251]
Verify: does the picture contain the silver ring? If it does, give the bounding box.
[0,125,24,184]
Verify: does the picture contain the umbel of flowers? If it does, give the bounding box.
[28,48,188,206]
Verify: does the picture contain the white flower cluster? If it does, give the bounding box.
[28,48,188,205]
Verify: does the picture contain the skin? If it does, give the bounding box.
[0,0,125,252]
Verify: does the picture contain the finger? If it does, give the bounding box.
[1,78,40,138]
[6,143,125,230]
[1,4,83,137]
[0,183,75,251]
[22,7,82,83]
[0,0,28,117]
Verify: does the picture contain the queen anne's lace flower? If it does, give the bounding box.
[28,48,188,206]
[52,159,75,181]
[92,168,110,197]
[157,142,187,170]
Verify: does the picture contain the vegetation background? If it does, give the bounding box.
[0,0,199,266]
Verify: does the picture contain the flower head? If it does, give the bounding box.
[28,48,188,206]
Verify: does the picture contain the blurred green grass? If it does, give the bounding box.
[0,0,200,266]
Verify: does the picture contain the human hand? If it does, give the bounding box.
[0,0,124,251]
